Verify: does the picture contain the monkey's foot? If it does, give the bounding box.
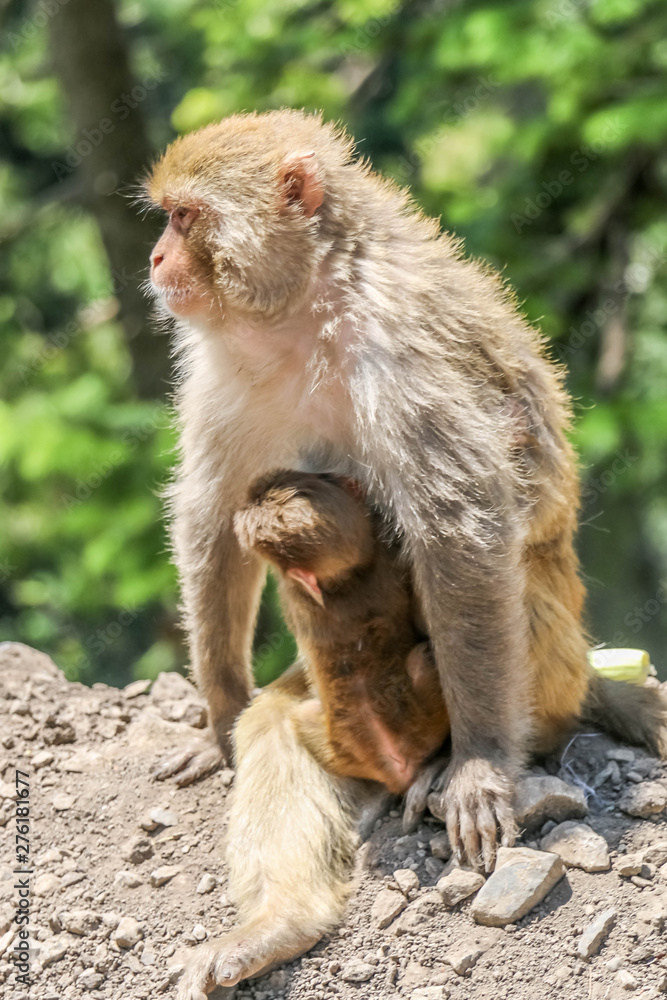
[402,755,449,833]
[428,756,517,873]
[152,733,225,787]
[176,928,320,999]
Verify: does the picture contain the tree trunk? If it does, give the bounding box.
[48,0,169,398]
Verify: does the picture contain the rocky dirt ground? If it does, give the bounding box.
[2,642,667,1000]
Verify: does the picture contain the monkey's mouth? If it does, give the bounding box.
[151,281,209,318]
[287,567,325,607]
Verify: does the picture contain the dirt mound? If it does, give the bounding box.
[1,642,667,1000]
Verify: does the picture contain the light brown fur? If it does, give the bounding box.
[233,469,449,793]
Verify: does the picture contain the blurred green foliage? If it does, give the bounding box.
[1,0,666,685]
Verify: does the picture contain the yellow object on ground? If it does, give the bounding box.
[587,648,652,685]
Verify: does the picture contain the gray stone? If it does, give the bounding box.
[400,960,430,989]
[150,807,180,828]
[340,959,375,983]
[429,832,452,861]
[446,942,483,975]
[150,671,199,702]
[150,865,181,887]
[192,924,207,941]
[394,868,420,894]
[616,969,638,990]
[52,792,75,811]
[371,888,408,929]
[424,857,445,881]
[619,782,667,818]
[60,750,103,773]
[393,891,442,934]
[607,748,635,762]
[513,775,587,830]
[77,968,105,990]
[437,868,485,907]
[642,841,667,866]
[412,989,450,1000]
[32,750,54,770]
[577,907,616,960]
[112,916,143,948]
[59,909,101,935]
[445,930,501,975]
[34,873,60,896]
[196,873,216,894]
[39,934,71,966]
[122,835,154,865]
[139,812,159,832]
[61,871,85,887]
[123,678,152,698]
[0,903,13,936]
[616,854,644,877]
[114,870,143,889]
[471,847,565,926]
[540,821,610,872]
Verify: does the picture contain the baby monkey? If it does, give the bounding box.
[233,470,450,794]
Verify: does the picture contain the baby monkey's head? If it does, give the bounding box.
[233,470,375,606]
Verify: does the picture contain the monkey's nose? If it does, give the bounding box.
[151,252,164,268]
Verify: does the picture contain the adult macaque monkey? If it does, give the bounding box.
[146,110,667,874]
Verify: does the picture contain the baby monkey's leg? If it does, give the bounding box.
[178,663,360,998]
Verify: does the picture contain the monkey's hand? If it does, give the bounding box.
[151,729,227,786]
[402,755,450,834]
[430,756,517,872]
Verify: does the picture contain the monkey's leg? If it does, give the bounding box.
[178,671,360,998]
[411,538,527,871]
[154,501,266,784]
[524,534,590,752]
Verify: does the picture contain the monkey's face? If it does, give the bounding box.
[145,112,346,322]
[149,203,214,317]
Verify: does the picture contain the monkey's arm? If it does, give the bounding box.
[153,515,265,783]
[413,541,523,868]
[153,410,269,782]
[358,352,527,869]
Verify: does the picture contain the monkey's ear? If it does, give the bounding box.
[279,152,323,218]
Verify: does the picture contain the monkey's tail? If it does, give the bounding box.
[226,680,360,946]
[581,672,667,758]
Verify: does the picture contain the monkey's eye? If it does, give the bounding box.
[170,206,200,235]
